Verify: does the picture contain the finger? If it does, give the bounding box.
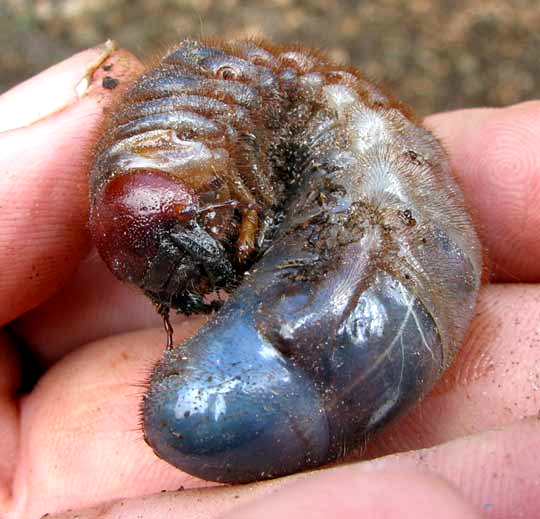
[0,44,144,325]
[9,284,539,517]
[425,101,540,282]
[221,469,480,519]
[363,282,540,457]
[57,471,480,519]
[361,418,540,519]
[46,419,539,519]
[0,40,115,133]
[10,324,207,519]
[11,250,199,367]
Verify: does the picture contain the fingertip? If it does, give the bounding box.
[0,46,143,324]
[14,324,211,518]
[0,42,143,133]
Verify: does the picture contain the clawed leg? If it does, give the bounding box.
[236,208,259,264]
[156,303,174,349]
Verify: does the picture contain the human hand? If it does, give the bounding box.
[1,46,539,519]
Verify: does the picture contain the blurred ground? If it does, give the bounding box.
[1,0,538,116]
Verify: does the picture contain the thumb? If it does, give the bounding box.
[0,42,143,325]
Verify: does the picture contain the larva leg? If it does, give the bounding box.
[236,208,259,263]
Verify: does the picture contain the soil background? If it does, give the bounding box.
[1,0,539,116]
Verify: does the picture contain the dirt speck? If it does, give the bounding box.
[102,76,119,90]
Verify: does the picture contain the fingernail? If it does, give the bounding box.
[0,40,119,133]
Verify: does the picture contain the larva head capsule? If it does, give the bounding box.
[91,169,196,285]
[90,166,236,313]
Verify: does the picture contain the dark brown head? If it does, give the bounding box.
[90,165,236,313]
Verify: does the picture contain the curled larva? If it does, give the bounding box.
[89,39,482,483]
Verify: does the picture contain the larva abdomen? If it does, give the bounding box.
[89,39,481,483]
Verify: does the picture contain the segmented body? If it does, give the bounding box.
[89,39,481,483]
